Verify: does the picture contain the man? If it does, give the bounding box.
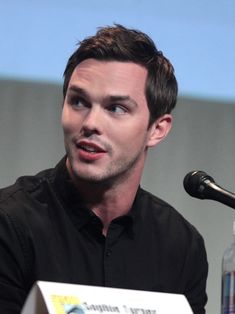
[0,24,208,313]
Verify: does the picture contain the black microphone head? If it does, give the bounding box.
[183,171,215,199]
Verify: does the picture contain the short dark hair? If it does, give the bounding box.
[63,24,178,124]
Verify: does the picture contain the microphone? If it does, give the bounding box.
[183,171,235,209]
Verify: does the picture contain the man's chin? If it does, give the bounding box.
[76,174,105,183]
[69,165,110,183]
[73,172,116,189]
[67,159,102,182]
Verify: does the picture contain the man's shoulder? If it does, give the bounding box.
[138,187,181,217]
[0,165,56,214]
[138,187,175,209]
[137,187,203,240]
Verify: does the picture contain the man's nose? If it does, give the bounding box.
[82,106,103,135]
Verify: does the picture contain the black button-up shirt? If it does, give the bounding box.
[0,158,208,314]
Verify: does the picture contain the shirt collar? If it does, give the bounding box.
[53,157,96,230]
[53,157,142,236]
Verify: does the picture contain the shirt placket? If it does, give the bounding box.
[103,222,124,287]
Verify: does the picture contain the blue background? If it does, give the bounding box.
[1,0,235,101]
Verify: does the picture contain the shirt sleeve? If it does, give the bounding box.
[183,232,208,314]
[0,207,31,313]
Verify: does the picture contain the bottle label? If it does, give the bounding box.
[222,271,235,314]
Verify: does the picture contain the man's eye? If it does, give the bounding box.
[69,97,87,109]
[108,105,127,114]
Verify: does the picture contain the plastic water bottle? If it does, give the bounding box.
[221,221,235,314]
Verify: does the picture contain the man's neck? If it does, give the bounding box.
[65,154,146,235]
[77,178,139,235]
[95,184,139,235]
[67,168,141,235]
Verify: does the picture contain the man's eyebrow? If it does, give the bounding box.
[67,85,137,107]
[67,85,87,97]
[108,95,137,107]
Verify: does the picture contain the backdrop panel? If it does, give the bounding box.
[1,79,235,314]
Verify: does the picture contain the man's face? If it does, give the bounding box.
[62,59,157,184]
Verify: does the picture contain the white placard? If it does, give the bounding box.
[21,281,193,314]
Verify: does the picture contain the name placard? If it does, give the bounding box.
[21,281,193,314]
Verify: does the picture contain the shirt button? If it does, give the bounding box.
[106,249,112,257]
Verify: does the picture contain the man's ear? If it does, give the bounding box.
[147,114,173,148]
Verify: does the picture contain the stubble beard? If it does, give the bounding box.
[65,142,146,188]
